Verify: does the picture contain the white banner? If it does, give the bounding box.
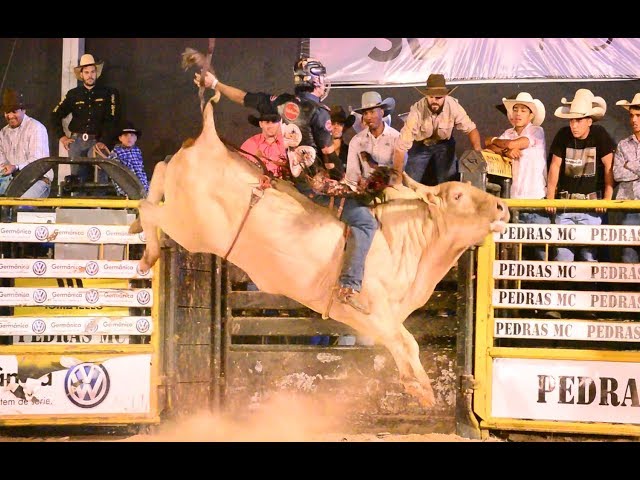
[0,354,150,415]
[494,318,640,342]
[311,38,640,85]
[0,316,152,336]
[494,289,640,312]
[0,288,152,307]
[494,260,640,282]
[492,358,640,424]
[0,259,151,279]
[494,224,640,245]
[0,223,146,244]
[13,335,130,345]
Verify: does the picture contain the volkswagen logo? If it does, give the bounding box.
[34,226,49,241]
[138,231,146,243]
[87,227,101,242]
[33,289,47,304]
[85,289,100,304]
[31,319,46,334]
[64,363,110,408]
[136,317,150,333]
[84,318,99,334]
[85,261,99,277]
[136,290,151,305]
[32,261,47,276]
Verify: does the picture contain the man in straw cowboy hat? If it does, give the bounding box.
[52,53,120,183]
[346,91,401,191]
[197,57,377,314]
[546,88,615,263]
[613,93,640,264]
[0,88,53,198]
[392,73,481,186]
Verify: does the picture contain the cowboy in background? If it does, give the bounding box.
[52,53,120,183]
[345,92,401,192]
[328,105,356,172]
[546,88,615,263]
[613,93,640,264]
[107,121,149,196]
[484,92,549,259]
[392,73,482,186]
[0,88,53,198]
[240,104,289,180]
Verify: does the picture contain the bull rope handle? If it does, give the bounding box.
[199,38,216,112]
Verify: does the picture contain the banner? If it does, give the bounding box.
[310,38,640,86]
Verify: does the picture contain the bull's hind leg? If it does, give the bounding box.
[130,161,168,234]
[379,323,435,408]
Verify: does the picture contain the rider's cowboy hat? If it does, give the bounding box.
[0,88,32,113]
[416,73,458,97]
[329,105,356,129]
[74,54,104,81]
[616,93,640,110]
[117,121,142,138]
[248,103,281,127]
[353,91,396,117]
[502,92,546,126]
[554,88,606,121]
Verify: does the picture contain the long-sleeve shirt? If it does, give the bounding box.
[613,134,640,200]
[108,144,149,195]
[51,84,120,147]
[240,132,288,178]
[396,96,476,152]
[0,114,53,181]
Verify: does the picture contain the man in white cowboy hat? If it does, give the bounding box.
[546,88,615,263]
[52,53,120,183]
[345,91,402,190]
[613,93,640,263]
[197,57,377,314]
[0,88,53,198]
[485,92,549,260]
[392,73,481,186]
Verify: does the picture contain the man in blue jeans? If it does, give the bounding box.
[392,73,481,186]
[197,58,376,314]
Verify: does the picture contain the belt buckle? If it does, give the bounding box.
[82,133,89,142]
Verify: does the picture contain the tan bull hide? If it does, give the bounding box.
[133,98,509,408]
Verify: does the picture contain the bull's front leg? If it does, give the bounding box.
[130,161,168,234]
[138,199,162,272]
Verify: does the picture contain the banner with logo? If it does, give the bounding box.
[0,223,145,244]
[0,354,151,415]
[310,38,640,85]
[0,259,152,279]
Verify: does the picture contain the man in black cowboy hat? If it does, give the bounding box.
[392,73,481,186]
[329,105,356,171]
[0,88,53,198]
[107,121,149,196]
[52,53,121,183]
[240,104,288,179]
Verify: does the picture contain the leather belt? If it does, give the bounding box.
[422,138,448,146]
[559,191,599,200]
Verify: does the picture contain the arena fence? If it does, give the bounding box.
[0,197,160,426]
[473,197,640,439]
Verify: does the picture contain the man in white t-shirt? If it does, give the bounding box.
[484,92,548,259]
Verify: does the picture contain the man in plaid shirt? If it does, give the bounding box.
[108,121,149,196]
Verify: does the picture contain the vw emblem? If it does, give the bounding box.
[136,317,150,333]
[33,289,47,304]
[138,231,146,243]
[136,290,151,305]
[85,261,99,276]
[85,318,99,333]
[87,227,101,242]
[34,225,49,241]
[64,363,110,408]
[32,319,46,334]
[32,261,47,276]
[136,264,150,277]
[85,289,100,304]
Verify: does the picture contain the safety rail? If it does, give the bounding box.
[474,197,640,439]
[0,197,162,427]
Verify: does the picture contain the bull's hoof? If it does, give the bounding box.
[129,217,142,234]
[403,380,436,409]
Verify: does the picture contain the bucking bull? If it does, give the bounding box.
[131,97,509,408]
